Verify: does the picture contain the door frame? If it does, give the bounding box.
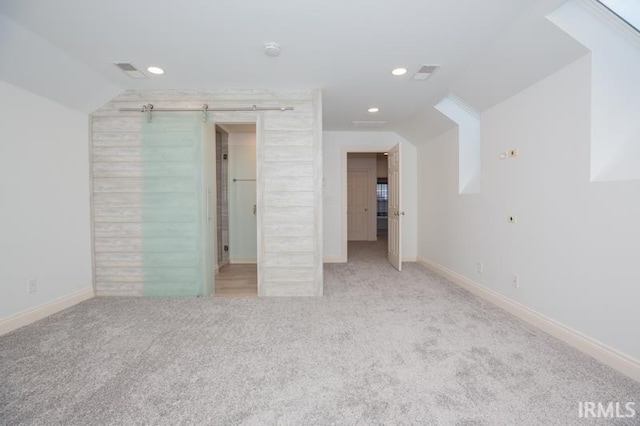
[341,145,399,263]
[206,115,262,296]
[387,143,402,271]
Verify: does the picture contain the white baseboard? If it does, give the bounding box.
[417,257,640,382]
[229,258,257,264]
[0,286,95,336]
[322,256,416,264]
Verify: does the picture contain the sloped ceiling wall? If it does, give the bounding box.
[1,1,587,139]
[0,14,121,113]
[398,2,588,145]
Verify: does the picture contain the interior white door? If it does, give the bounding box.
[202,121,216,295]
[388,144,402,271]
[347,170,370,241]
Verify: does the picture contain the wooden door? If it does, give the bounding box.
[347,170,370,241]
[388,144,402,271]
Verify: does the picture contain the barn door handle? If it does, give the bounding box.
[253,205,257,215]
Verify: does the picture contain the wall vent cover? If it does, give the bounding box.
[114,62,149,79]
[413,64,440,80]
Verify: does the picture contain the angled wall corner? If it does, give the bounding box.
[435,94,481,194]
[0,14,121,113]
[548,0,640,182]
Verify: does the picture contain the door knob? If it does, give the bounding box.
[364,208,368,212]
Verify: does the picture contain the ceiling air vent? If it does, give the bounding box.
[352,120,388,128]
[412,64,440,81]
[114,62,149,79]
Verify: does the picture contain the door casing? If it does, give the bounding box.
[341,146,401,265]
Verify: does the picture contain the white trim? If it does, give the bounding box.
[578,0,640,48]
[402,256,417,262]
[229,258,257,264]
[210,115,261,296]
[417,257,640,382]
[0,287,95,336]
[341,145,397,264]
[313,89,324,297]
[323,256,346,263]
[441,93,480,119]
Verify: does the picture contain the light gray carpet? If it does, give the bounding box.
[1,240,638,425]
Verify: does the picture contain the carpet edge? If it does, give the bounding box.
[0,286,95,336]
[417,257,640,383]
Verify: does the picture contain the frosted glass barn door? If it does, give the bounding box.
[141,113,207,296]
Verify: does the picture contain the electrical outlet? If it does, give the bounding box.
[27,279,37,294]
[511,275,519,289]
[508,215,517,224]
[476,262,484,273]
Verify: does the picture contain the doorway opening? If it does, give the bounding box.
[376,155,389,238]
[214,123,258,297]
[344,148,401,270]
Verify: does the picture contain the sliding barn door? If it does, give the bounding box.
[140,113,210,296]
[388,143,402,271]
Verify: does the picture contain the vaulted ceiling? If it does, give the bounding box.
[0,0,587,143]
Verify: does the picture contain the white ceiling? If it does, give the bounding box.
[0,0,588,144]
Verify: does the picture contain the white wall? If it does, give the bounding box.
[0,80,93,319]
[417,56,640,360]
[323,131,417,262]
[228,132,257,263]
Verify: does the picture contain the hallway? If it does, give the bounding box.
[214,264,257,297]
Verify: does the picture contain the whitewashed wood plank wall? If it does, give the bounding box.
[91,89,323,297]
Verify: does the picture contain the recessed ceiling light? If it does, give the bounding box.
[392,67,408,76]
[147,66,164,75]
[368,107,380,113]
[264,43,281,57]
